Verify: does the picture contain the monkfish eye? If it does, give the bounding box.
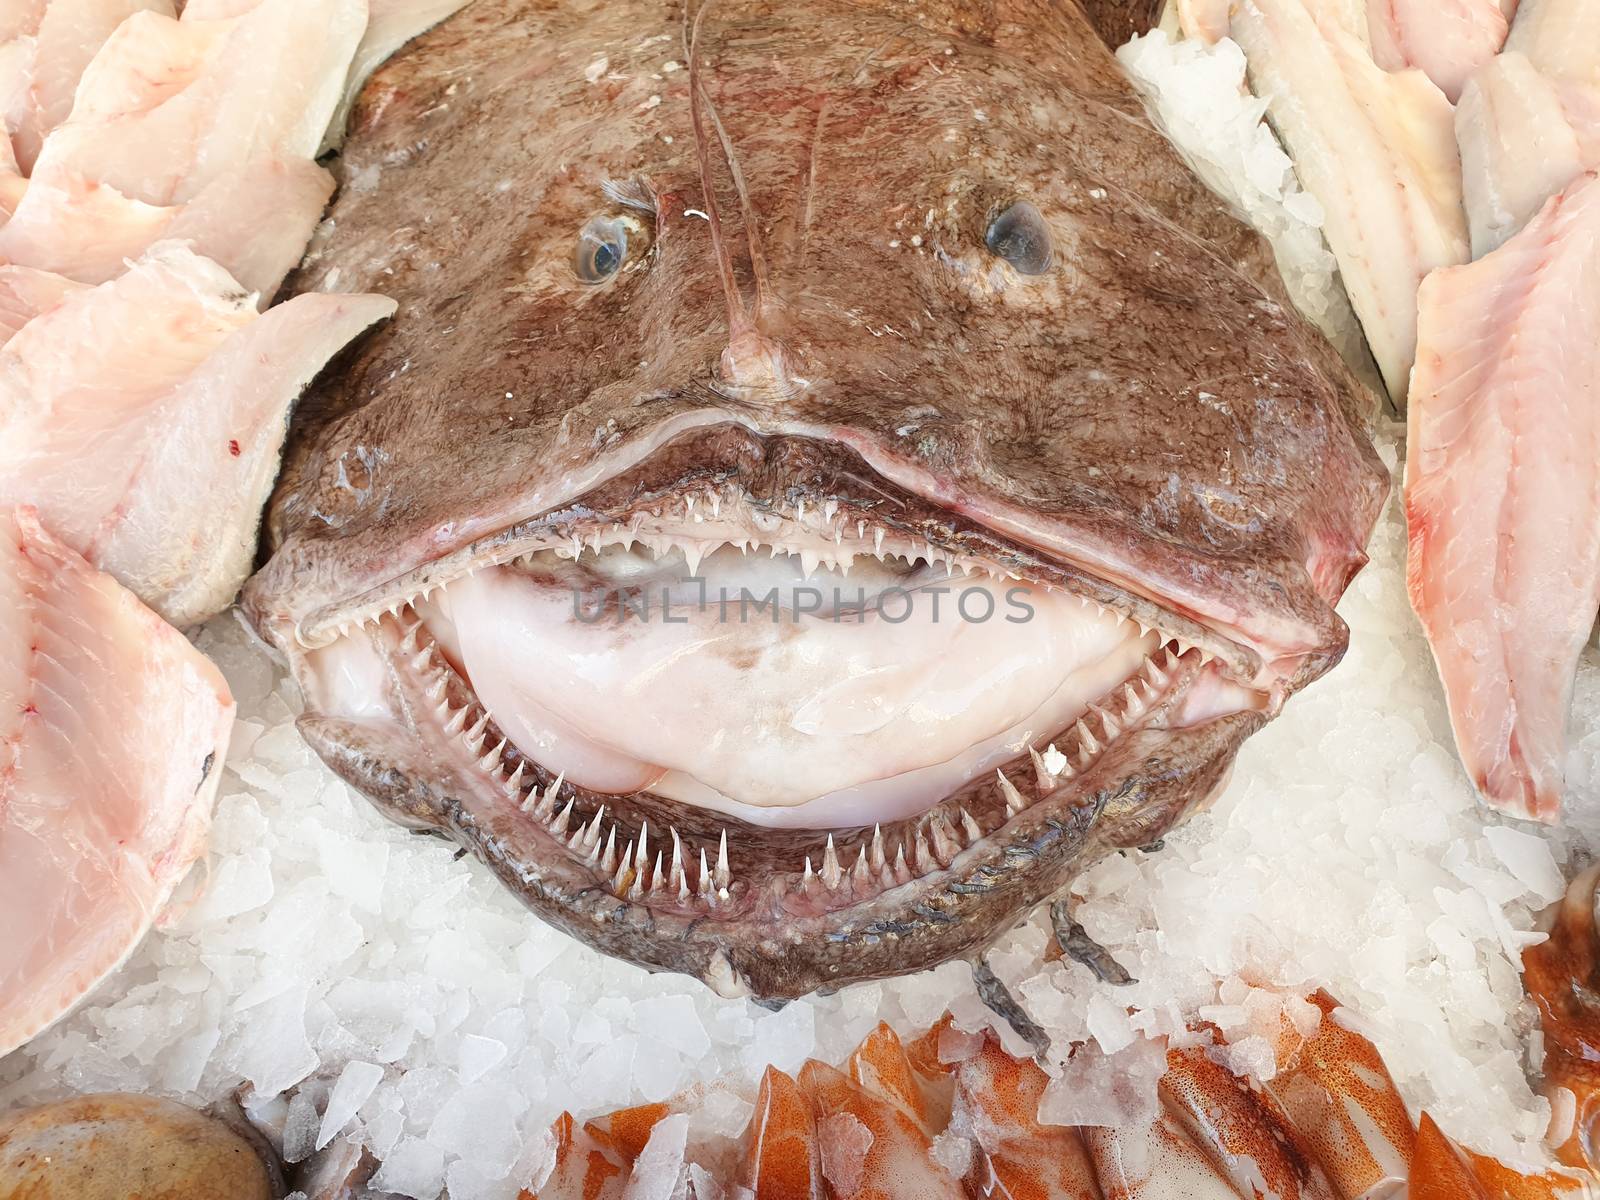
[575,216,631,283]
[985,201,1053,275]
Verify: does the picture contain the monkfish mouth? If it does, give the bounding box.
[286,443,1273,967]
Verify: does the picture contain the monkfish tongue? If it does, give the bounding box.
[435,541,1158,826]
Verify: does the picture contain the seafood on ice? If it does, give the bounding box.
[0,507,234,1057]
[242,0,1386,1001]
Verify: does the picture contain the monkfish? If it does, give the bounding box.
[244,0,1388,1000]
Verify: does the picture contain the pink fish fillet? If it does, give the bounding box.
[0,242,396,627]
[1406,170,1600,822]
[0,505,234,1057]
[1368,0,1516,102]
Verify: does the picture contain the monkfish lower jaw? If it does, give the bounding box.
[256,432,1284,999]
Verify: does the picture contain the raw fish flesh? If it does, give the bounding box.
[1231,0,1469,405]
[32,0,364,205]
[1506,0,1600,85]
[0,156,334,296]
[1457,51,1600,255]
[0,0,172,173]
[1406,171,1600,822]
[0,242,395,627]
[0,506,234,1057]
[1367,0,1515,102]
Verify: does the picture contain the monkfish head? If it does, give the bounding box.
[244,0,1387,999]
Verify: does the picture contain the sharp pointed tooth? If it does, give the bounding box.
[684,542,705,575]
[698,847,712,898]
[1030,746,1057,792]
[424,675,448,702]
[851,847,872,888]
[410,647,434,672]
[856,520,866,540]
[710,492,722,517]
[1091,704,1120,740]
[821,835,843,889]
[1122,682,1143,714]
[685,495,697,518]
[892,842,910,882]
[479,737,506,772]
[1075,718,1101,755]
[802,856,816,889]
[669,827,686,890]
[823,499,838,521]
[550,797,575,836]
[929,812,960,863]
[869,824,887,871]
[399,623,421,652]
[959,807,983,843]
[1145,657,1169,687]
[534,772,563,819]
[600,824,619,874]
[715,830,731,889]
[504,761,526,798]
[636,820,650,871]
[800,547,820,576]
[873,528,885,557]
[582,806,606,854]
[613,844,634,893]
[648,850,664,895]
[628,861,647,901]
[996,768,1028,816]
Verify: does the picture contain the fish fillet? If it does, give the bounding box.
[32,0,365,206]
[0,262,81,342]
[1457,52,1600,255]
[0,243,396,626]
[1367,0,1514,102]
[1506,0,1600,85]
[0,505,234,1057]
[180,0,470,149]
[0,156,334,297]
[1232,0,1469,406]
[1406,170,1600,822]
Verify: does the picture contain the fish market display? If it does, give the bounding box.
[529,997,1590,1197]
[0,507,233,1057]
[244,0,1387,1002]
[0,242,395,628]
[1407,173,1600,822]
[1457,51,1600,254]
[1228,0,1469,405]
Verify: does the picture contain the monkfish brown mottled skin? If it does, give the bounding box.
[244,0,1386,1000]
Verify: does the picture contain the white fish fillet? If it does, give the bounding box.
[1367,0,1514,102]
[0,156,333,296]
[15,0,172,169]
[1232,0,1469,405]
[1406,171,1600,823]
[0,243,396,626]
[1506,0,1600,85]
[33,0,365,206]
[0,505,234,1057]
[178,0,468,148]
[1457,51,1600,255]
[0,261,80,341]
